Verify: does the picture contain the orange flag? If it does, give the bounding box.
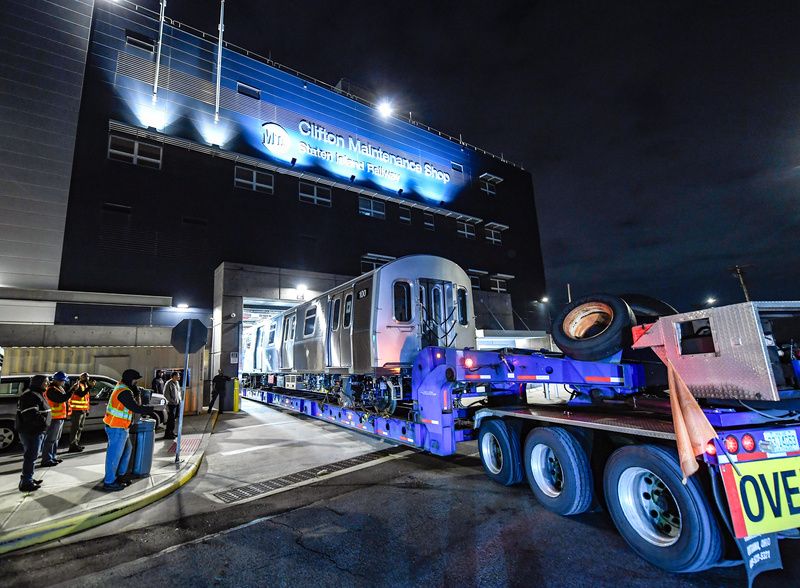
[667,360,718,482]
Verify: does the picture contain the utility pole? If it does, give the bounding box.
[730,265,752,302]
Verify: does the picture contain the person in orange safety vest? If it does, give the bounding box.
[40,371,71,467]
[68,373,93,453]
[101,369,156,491]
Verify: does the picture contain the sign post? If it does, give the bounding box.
[170,318,208,464]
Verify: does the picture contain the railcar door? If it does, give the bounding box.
[281,313,296,370]
[327,295,342,367]
[419,278,456,347]
[339,291,354,368]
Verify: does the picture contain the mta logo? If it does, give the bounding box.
[262,122,290,155]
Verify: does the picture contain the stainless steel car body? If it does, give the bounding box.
[258,255,476,376]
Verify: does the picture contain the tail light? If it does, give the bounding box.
[724,435,739,454]
[705,442,717,456]
[464,357,474,369]
[741,434,756,452]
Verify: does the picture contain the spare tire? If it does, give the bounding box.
[620,293,678,323]
[552,294,636,361]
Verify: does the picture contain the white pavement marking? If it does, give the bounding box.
[219,441,291,456]
[50,513,280,588]
[222,420,296,432]
[57,448,413,586]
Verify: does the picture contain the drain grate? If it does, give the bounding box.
[212,448,399,504]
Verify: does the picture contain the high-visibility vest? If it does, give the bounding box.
[46,385,70,419]
[103,383,133,429]
[69,382,90,412]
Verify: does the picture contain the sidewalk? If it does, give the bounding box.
[0,411,217,555]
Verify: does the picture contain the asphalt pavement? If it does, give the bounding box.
[1,398,798,587]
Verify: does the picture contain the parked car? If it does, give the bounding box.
[0,373,168,451]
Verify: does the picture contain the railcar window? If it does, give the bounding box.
[288,315,296,339]
[332,298,341,330]
[393,282,412,322]
[432,287,443,324]
[677,318,715,355]
[343,295,353,328]
[457,288,469,325]
[267,323,276,345]
[304,307,317,337]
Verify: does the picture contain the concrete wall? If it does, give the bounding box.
[0,0,95,323]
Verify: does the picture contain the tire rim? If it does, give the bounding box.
[481,432,504,475]
[562,302,614,340]
[530,444,563,497]
[0,427,14,449]
[617,466,682,547]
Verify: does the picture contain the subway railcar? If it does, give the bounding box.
[250,255,475,413]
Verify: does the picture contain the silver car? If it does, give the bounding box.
[0,373,168,451]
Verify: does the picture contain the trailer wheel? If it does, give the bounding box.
[478,419,523,486]
[552,294,636,361]
[603,445,722,573]
[523,427,593,515]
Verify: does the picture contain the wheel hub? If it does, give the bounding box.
[482,432,504,475]
[617,467,681,546]
[531,444,563,497]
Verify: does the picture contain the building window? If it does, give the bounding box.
[490,278,508,293]
[468,269,487,290]
[451,162,464,173]
[479,172,504,196]
[237,82,261,100]
[399,206,411,224]
[358,196,385,219]
[234,166,274,194]
[299,182,332,207]
[125,30,155,52]
[303,306,317,337]
[424,212,435,231]
[393,281,412,322]
[108,135,162,169]
[485,227,502,245]
[457,221,476,239]
[361,253,395,274]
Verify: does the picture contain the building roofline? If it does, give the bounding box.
[107,0,524,170]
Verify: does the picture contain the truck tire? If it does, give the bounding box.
[478,419,523,486]
[523,427,593,515]
[603,445,722,573]
[552,294,636,361]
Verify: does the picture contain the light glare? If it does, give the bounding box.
[377,100,393,119]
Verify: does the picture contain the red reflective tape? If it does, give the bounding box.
[720,463,749,538]
[737,451,768,462]
[465,375,481,380]
[788,450,800,457]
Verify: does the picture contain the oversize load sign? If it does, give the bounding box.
[721,455,800,537]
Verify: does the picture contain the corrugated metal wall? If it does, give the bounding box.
[0,0,95,323]
[2,345,206,413]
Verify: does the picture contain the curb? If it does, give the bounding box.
[0,411,219,556]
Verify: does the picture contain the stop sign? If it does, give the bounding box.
[171,319,208,354]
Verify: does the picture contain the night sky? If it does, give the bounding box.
[144,0,800,311]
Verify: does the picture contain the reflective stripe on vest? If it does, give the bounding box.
[69,382,90,411]
[46,386,70,419]
[103,383,133,428]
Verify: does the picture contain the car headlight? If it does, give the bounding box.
[158,397,166,405]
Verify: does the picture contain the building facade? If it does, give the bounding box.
[7,1,546,330]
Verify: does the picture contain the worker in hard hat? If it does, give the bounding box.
[40,371,71,467]
[68,372,92,453]
[102,369,157,491]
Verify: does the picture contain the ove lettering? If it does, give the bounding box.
[739,467,800,523]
